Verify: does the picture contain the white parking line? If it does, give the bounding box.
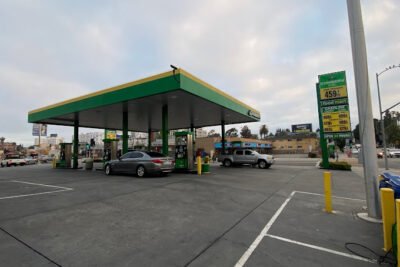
[295,190,366,202]
[0,180,73,200]
[234,191,296,267]
[234,191,368,267]
[265,234,375,264]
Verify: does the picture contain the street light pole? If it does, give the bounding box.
[376,73,388,170]
[376,64,400,171]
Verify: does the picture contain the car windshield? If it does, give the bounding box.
[146,152,165,158]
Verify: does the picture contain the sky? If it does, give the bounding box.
[0,0,399,146]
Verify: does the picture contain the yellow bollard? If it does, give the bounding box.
[324,172,332,213]
[197,156,202,175]
[380,188,395,252]
[396,200,400,264]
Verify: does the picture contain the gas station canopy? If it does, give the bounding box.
[28,69,260,131]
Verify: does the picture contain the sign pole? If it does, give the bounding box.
[316,83,329,168]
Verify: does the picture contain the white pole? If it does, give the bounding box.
[376,73,389,170]
[347,0,380,218]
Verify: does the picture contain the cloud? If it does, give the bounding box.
[0,0,399,145]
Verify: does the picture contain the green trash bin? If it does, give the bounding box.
[201,163,210,173]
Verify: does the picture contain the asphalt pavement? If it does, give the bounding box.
[0,161,389,266]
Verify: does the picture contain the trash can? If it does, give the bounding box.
[201,163,210,173]
[379,172,400,198]
[85,158,94,170]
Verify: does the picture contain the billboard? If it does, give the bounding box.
[32,124,47,136]
[317,71,352,139]
[292,123,312,133]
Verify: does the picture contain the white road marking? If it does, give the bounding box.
[0,180,73,200]
[234,191,296,267]
[10,180,72,191]
[265,234,376,264]
[295,190,366,202]
[234,190,368,266]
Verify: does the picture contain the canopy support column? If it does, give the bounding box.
[221,120,226,155]
[73,114,79,169]
[162,105,168,156]
[148,128,152,151]
[122,110,128,154]
[190,123,195,159]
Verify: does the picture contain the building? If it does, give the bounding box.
[266,133,319,154]
[195,128,208,138]
[0,137,17,154]
[194,133,319,156]
[34,135,64,147]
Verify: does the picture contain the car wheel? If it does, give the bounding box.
[105,164,112,175]
[258,160,267,169]
[136,165,146,177]
[223,159,232,167]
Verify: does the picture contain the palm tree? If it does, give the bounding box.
[259,124,269,139]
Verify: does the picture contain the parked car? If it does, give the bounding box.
[39,155,53,163]
[104,151,174,177]
[1,154,26,167]
[388,148,400,158]
[218,149,274,169]
[24,156,38,165]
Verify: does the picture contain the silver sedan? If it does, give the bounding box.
[104,151,174,177]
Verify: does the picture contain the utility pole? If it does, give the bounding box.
[376,73,389,170]
[347,0,380,219]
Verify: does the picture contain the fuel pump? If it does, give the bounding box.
[58,143,72,168]
[174,131,193,170]
[103,139,119,165]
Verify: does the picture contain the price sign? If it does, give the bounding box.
[317,71,352,139]
[319,71,348,100]
[320,86,348,100]
[321,105,351,133]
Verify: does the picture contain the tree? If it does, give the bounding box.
[383,111,400,147]
[275,128,289,137]
[335,138,346,152]
[240,126,252,138]
[225,128,238,137]
[352,119,380,144]
[259,124,269,139]
[207,130,220,137]
[352,124,360,143]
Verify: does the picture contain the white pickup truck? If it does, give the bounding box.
[218,149,274,169]
[1,154,26,167]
